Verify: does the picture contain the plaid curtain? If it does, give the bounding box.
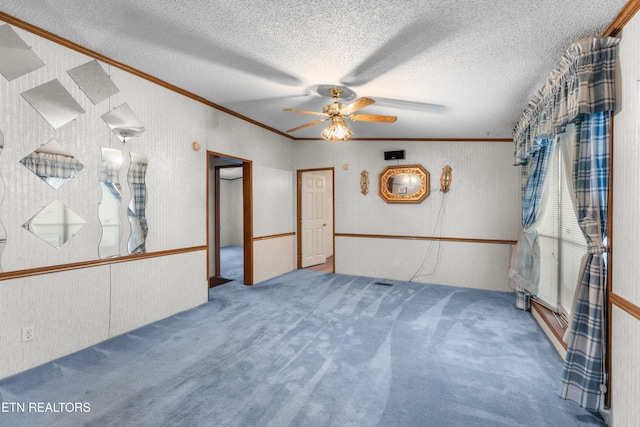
[512,37,618,410]
[127,159,148,254]
[508,139,553,296]
[560,111,609,410]
[513,37,619,165]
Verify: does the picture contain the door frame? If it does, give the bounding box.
[296,167,335,271]
[207,151,254,285]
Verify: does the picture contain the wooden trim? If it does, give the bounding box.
[214,166,221,277]
[207,151,254,285]
[602,0,640,37]
[0,246,206,281]
[0,11,291,140]
[243,161,254,285]
[531,300,568,350]
[606,113,615,408]
[331,169,336,274]
[611,292,640,321]
[206,155,211,281]
[207,151,247,163]
[253,232,295,242]
[335,233,517,245]
[297,167,335,173]
[296,170,303,270]
[292,137,513,142]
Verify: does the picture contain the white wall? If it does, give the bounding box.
[220,177,244,247]
[0,21,215,378]
[295,140,520,291]
[611,14,640,426]
[253,164,294,237]
[205,104,297,285]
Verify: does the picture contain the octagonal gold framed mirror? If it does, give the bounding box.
[379,164,430,203]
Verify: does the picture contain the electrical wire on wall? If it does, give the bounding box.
[409,188,448,282]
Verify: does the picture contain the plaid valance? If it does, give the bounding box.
[513,37,619,165]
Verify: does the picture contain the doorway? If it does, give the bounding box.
[208,152,253,287]
[297,168,335,272]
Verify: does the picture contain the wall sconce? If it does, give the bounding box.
[360,170,369,195]
[440,165,452,193]
[320,117,353,142]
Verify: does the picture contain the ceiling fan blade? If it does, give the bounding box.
[286,118,329,133]
[348,114,397,123]
[283,108,327,117]
[340,97,375,115]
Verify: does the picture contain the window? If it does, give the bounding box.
[535,128,587,319]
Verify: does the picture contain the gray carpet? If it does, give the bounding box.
[220,245,243,282]
[0,270,604,426]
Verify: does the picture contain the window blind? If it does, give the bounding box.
[535,135,587,319]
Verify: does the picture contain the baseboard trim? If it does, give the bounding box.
[531,300,568,360]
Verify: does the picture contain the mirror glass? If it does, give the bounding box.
[22,199,86,249]
[67,60,120,105]
[0,24,46,81]
[19,139,84,190]
[21,79,86,129]
[379,164,430,204]
[102,103,145,143]
[99,148,123,258]
[127,152,148,254]
[385,173,422,196]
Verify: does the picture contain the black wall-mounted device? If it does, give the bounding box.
[384,150,405,160]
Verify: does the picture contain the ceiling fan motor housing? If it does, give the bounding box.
[323,103,344,116]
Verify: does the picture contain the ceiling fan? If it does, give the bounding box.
[283,87,397,141]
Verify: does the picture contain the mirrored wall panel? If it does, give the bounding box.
[127,152,148,254]
[19,139,85,190]
[67,60,119,105]
[0,24,45,81]
[21,79,85,129]
[99,148,123,258]
[22,199,86,249]
[102,104,145,143]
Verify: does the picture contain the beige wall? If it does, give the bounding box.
[0,22,211,378]
[295,140,520,291]
[611,13,640,427]
[0,20,294,378]
[220,177,244,247]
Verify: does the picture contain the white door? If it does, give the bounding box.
[301,172,327,267]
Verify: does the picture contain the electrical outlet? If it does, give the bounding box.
[22,325,34,342]
[393,260,400,269]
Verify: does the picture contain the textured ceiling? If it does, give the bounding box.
[0,1,628,140]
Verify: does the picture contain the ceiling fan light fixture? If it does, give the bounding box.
[284,86,396,141]
[321,117,353,142]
